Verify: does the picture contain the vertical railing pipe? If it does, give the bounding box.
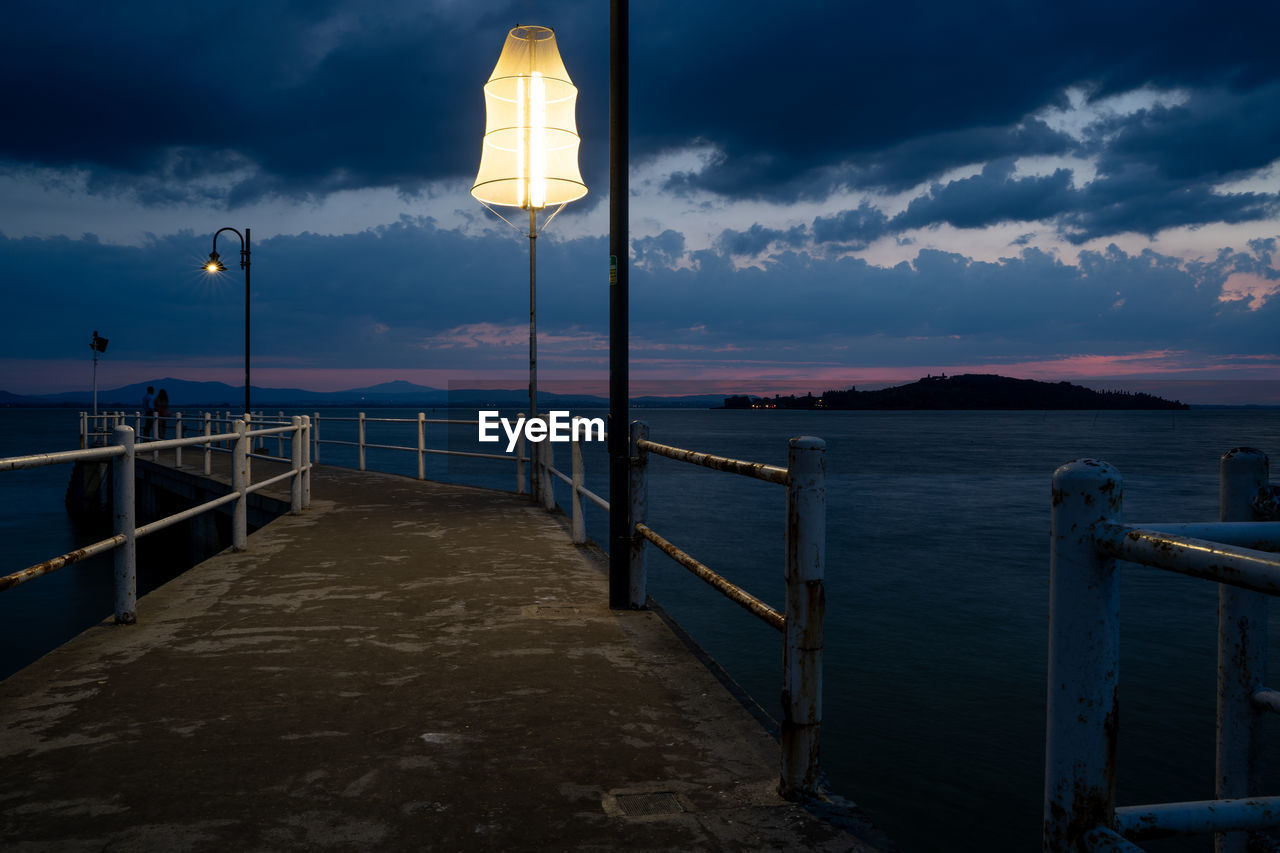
[780,436,826,799]
[358,411,366,471]
[243,412,252,482]
[516,412,526,495]
[628,421,648,608]
[302,415,312,509]
[174,412,183,467]
[541,426,556,511]
[571,420,585,544]
[111,425,137,624]
[290,416,303,514]
[1044,459,1123,852]
[277,411,285,456]
[79,412,86,449]
[203,412,212,475]
[313,412,320,463]
[1216,447,1271,853]
[417,412,426,480]
[232,418,248,550]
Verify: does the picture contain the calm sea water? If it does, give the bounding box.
[3,406,1279,851]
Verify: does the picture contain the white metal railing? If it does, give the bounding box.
[304,411,529,492]
[1045,447,1280,853]
[537,418,827,801]
[3,418,312,623]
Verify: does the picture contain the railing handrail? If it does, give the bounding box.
[1045,446,1278,852]
[636,437,789,485]
[535,417,825,801]
[635,521,786,630]
[1,444,126,472]
[1,418,313,614]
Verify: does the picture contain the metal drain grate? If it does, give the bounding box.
[613,791,685,817]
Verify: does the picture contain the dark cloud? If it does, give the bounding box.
[0,1,607,205]
[633,0,1280,201]
[2,222,1275,388]
[811,203,891,249]
[714,223,807,257]
[1059,165,1279,243]
[6,0,1280,216]
[891,160,1075,231]
[633,229,685,267]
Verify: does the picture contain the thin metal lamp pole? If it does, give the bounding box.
[529,207,539,500]
[609,0,631,608]
[206,227,251,417]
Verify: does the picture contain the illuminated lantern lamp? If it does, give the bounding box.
[471,25,586,501]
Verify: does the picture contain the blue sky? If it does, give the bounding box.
[1,0,1278,402]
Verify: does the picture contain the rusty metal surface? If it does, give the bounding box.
[1126,522,1280,551]
[635,523,784,631]
[1094,524,1280,594]
[636,438,788,485]
[1114,796,1280,839]
[781,437,826,800]
[0,535,126,591]
[0,444,124,472]
[1044,459,1123,853]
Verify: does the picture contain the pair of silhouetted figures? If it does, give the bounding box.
[141,386,172,440]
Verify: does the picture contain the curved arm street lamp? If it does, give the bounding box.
[472,24,586,428]
[203,227,251,416]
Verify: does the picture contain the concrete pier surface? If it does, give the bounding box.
[1,463,887,851]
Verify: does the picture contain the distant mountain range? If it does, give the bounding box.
[0,378,725,409]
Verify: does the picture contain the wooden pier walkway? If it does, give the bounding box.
[1,461,885,851]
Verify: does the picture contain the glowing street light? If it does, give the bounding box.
[203,227,251,416]
[472,24,586,445]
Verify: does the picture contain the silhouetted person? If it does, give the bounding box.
[155,389,171,440]
[142,386,156,439]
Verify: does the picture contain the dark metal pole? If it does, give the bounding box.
[244,227,251,418]
[609,0,631,608]
[529,206,539,500]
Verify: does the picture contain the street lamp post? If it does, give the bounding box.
[203,227,252,417]
[90,330,109,420]
[471,25,587,498]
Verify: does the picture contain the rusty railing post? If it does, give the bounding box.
[232,418,248,550]
[1044,459,1122,851]
[290,416,303,514]
[571,418,585,544]
[628,421,649,608]
[780,436,825,799]
[203,412,212,475]
[358,411,366,471]
[417,412,426,480]
[516,412,526,495]
[1216,447,1271,853]
[541,423,556,510]
[301,415,312,509]
[111,425,137,625]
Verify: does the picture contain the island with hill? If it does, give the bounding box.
[723,373,1189,411]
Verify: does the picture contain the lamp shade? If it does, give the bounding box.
[472,25,586,210]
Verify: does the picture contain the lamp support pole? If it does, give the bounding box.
[609,0,631,608]
[92,348,99,419]
[210,226,251,419]
[529,206,539,499]
[244,227,251,419]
